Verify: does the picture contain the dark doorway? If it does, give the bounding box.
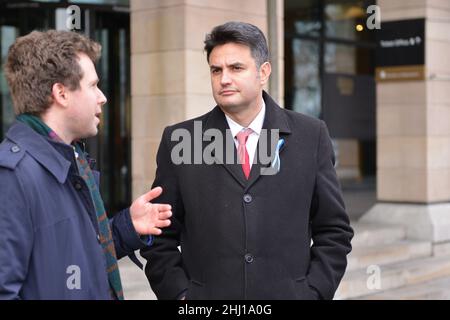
[285,0,377,180]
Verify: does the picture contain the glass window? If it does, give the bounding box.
[32,0,130,6]
[324,0,372,41]
[325,43,374,75]
[325,43,357,74]
[96,28,111,206]
[285,0,376,184]
[91,11,131,213]
[288,39,321,118]
[69,0,129,5]
[285,0,321,37]
[1,26,19,136]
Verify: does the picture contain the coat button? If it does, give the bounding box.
[74,182,83,190]
[97,234,101,243]
[11,145,20,153]
[245,253,254,264]
[243,194,252,203]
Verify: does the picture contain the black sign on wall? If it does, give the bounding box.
[376,18,425,67]
[375,18,425,82]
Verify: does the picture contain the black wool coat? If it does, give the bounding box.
[141,91,353,300]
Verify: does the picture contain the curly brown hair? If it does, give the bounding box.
[4,30,101,115]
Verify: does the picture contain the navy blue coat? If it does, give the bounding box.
[0,122,147,300]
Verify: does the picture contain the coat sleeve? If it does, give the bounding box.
[140,127,189,300]
[307,121,354,300]
[0,168,33,300]
[110,208,149,259]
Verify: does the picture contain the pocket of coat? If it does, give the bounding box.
[186,279,204,300]
[294,277,318,300]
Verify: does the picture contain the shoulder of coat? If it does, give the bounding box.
[0,139,26,170]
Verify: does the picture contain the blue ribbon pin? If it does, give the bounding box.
[271,138,285,173]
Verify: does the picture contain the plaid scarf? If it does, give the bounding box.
[17,114,124,300]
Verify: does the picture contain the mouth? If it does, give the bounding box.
[220,90,238,96]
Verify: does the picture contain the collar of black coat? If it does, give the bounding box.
[5,121,72,184]
[203,90,292,136]
[201,91,290,188]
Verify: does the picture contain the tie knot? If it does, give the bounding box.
[236,128,253,145]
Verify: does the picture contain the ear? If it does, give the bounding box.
[51,83,70,108]
[259,62,272,85]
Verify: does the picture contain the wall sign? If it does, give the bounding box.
[375,18,425,82]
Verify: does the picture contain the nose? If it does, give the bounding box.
[98,88,107,105]
[220,70,232,86]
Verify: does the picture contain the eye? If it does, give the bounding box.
[233,66,243,71]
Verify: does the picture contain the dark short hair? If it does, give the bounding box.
[4,30,101,115]
[204,21,269,68]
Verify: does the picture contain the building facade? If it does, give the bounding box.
[1,0,450,247]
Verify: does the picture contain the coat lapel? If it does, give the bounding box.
[203,106,247,188]
[202,91,292,190]
[245,91,291,190]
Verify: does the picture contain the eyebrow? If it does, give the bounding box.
[229,62,244,67]
[210,65,221,70]
[210,62,245,70]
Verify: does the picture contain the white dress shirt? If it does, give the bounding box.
[225,100,266,169]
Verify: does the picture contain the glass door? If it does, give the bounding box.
[1,26,18,137]
[285,0,377,201]
[0,1,54,136]
[90,10,131,214]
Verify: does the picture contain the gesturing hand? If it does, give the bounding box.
[130,186,172,236]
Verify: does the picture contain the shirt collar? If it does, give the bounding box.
[225,99,266,138]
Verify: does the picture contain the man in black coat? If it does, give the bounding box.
[141,21,353,300]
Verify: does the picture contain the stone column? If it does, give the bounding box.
[267,0,284,107]
[130,0,281,199]
[361,0,450,247]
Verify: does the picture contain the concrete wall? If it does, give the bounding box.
[376,0,450,203]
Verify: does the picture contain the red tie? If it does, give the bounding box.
[236,128,253,179]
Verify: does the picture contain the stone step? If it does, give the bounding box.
[350,222,406,247]
[335,254,450,300]
[118,256,156,300]
[347,240,432,271]
[356,276,450,300]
